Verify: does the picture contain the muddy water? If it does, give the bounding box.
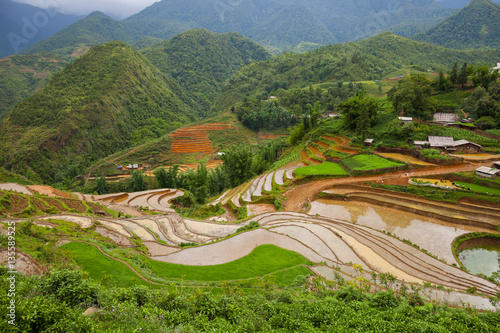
[459,247,500,277]
[309,199,489,264]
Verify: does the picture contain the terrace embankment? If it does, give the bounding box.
[318,185,500,231]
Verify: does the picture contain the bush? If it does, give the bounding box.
[41,269,99,307]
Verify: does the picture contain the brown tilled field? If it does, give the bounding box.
[7,195,29,215]
[59,198,87,213]
[42,198,67,213]
[169,123,235,154]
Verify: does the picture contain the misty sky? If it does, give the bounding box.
[13,0,159,19]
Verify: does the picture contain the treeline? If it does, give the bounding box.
[235,82,364,132]
[92,140,287,204]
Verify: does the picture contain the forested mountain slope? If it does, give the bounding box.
[413,0,500,49]
[212,32,500,112]
[143,29,272,112]
[0,53,69,120]
[0,0,82,57]
[0,42,197,182]
[24,12,133,55]
[26,0,457,54]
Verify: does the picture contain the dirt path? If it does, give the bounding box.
[283,162,490,212]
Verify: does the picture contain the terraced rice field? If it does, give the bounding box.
[321,135,359,155]
[170,123,235,154]
[449,153,500,161]
[343,154,404,171]
[294,162,349,177]
[377,153,435,166]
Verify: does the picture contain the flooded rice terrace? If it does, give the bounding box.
[459,246,500,278]
[308,199,490,264]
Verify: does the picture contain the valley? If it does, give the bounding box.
[1,0,500,331]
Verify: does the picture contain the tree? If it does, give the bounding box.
[433,69,451,92]
[387,74,436,120]
[131,170,147,192]
[220,146,253,188]
[339,91,379,132]
[96,175,107,194]
[472,64,500,91]
[458,62,469,87]
[449,62,459,85]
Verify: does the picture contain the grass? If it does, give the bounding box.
[452,181,500,196]
[343,154,404,171]
[61,242,311,285]
[60,242,157,288]
[149,244,311,282]
[294,162,349,177]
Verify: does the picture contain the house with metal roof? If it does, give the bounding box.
[475,166,500,178]
[433,113,459,124]
[413,136,482,153]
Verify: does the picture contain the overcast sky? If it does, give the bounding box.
[13,0,159,19]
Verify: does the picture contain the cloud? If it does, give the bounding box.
[13,0,159,19]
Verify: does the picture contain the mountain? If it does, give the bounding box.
[413,0,500,49]
[0,0,83,58]
[212,32,500,112]
[142,29,272,113]
[436,0,500,7]
[0,52,70,121]
[23,0,458,54]
[0,42,198,182]
[24,11,133,55]
[122,0,456,50]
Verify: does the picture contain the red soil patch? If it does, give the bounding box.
[29,185,74,198]
[169,123,235,154]
[315,141,330,149]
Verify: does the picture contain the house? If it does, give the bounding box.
[452,140,482,153]
[492,62,500,73]
[364,139,374,146]
[413,141,429,148]
[413,136,482,153]
[428,136,455,150]
[493,161,500,169]
[433,113,459,124]
[398,117,413,124]
[475,166,500,179]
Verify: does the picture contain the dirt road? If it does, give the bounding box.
[283,162,491,212]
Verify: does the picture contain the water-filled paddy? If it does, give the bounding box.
[309,199,488,264]
[459,246,500,278]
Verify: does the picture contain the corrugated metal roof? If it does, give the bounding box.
[453,140,482,148]
[433,113,459,123]
[428,136,454,147]
[475,166,500,175]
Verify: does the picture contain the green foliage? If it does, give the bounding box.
[213,32,500,113]
[0,53,69,121]
[294,162,349,177]
[388,74,436,120]
[235,221,260,234]
[25,11,134,54]
[420,149,452,160]
[0,41,197,183]
[343,155,404,171]
[143,29,272,112]
[339,92,379,139]
[413,0,500,49]
[40,269,99,306]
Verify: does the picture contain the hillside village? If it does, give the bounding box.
[1,0,500,332]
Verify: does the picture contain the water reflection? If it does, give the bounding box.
[309,199,488,264]
[459,247,500,277]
